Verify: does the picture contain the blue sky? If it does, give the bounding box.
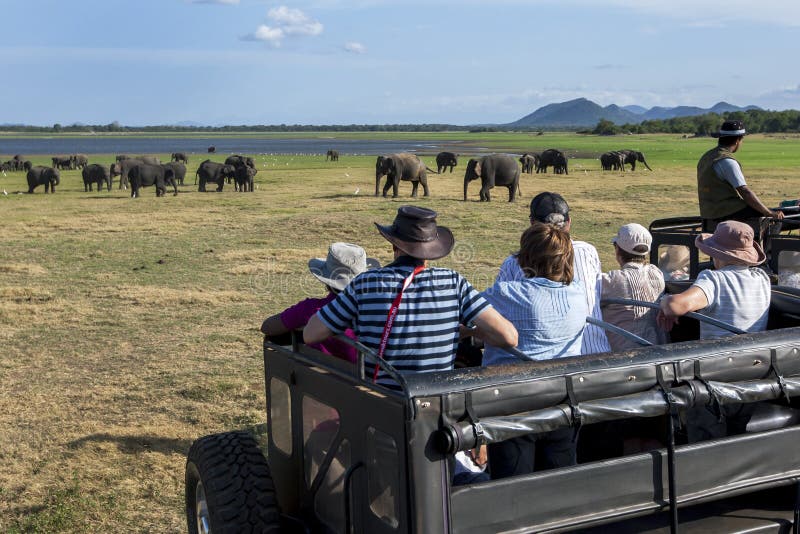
[1,0,798,126]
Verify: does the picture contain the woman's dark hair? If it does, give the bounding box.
[517,222,574,284]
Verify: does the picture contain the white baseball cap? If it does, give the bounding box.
[612,223,652,255]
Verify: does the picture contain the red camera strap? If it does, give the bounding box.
[373,265,426,383]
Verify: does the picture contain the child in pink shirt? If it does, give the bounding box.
[261,242,379,362]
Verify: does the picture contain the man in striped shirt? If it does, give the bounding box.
[496,192,611,354]
[304,205,518,388]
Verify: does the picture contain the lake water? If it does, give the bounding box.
[0,137,479,156]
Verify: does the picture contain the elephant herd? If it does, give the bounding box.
[374,146,651,201]
[1,155,32,173]
[519,149,569,175]
[51,154,88,170]
[373,152,521,202]
[600,150,652,171]
[11,145,653,200]
[13,152,262,196]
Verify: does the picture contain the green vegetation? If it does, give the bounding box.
[593,108,800,136]
[0,132,798,531]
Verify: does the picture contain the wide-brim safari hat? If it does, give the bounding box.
[308,242,380,291]
[695,220,765,267]
[719,119,747,137]
[658,245,690,272]
[375,205,455,260]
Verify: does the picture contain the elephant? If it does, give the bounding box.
[116,154,130,162]
[22,160,32,171]
[536,149,568,175]
[224,156,256,183]
[617,149,652,171]
[1,163,11,172]
[234,164,257,192]
[129,163,178,198]
[463,154,520,202]
[52,156,73,170]
[326,149,339,161]
[225,155,255,169]
[171,152,188,164]
[375,153,434,198]
[519,153,540,174]
[208,146,216,153]
[27,166,60,193]
[82,163,111,192]
[111,158,145,189]
[436,151,458,173]
[139,156,161,166]
[163,161,187,186]
[71,154,89,170]
[600,151,625,171]
[196,160,236,192]
[6,157,24,171]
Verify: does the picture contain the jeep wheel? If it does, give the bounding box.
[185,431,281,534]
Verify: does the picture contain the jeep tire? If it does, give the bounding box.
[185,431,281,534]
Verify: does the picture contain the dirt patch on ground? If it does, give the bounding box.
[0,263,48,275]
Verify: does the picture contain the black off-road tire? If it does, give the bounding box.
[186,431,281,534]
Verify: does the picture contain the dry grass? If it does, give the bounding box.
[0,136,796,531]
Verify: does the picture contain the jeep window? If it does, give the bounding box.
[270,378,292,455]
[657,244,690,282]
[302,395,340,486]
[778,250,800,288]
[366,427,399,529]
[314,438,351,532]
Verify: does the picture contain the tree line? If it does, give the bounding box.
[0,122,477,133]
[1,108,798,134]
[591,109,800,136]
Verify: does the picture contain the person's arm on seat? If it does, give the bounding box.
[303,313,334,344]
[261,314,289,336]
[736,185,784,219]
[469,307,518,348]
[657,286,709,330]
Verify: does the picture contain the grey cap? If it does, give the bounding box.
[308,242,380,291]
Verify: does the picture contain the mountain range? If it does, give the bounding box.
[507,98,761,128]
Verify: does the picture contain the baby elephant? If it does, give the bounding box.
[27,166,61,193]
[234,165,257,192]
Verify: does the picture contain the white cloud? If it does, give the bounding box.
[267,6,323,36]
[343,42,366,54]
[251,25,285,46]
[245,6,323,46]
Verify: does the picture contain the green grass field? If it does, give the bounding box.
[0,132,798,531]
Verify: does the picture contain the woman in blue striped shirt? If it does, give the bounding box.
[481,222,587,478]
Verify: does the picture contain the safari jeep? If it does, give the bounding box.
[185,216,800,533]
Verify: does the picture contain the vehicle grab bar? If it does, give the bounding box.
[601,298,747,335]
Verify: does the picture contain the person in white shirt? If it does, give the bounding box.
[497,192,611,354]
[658,220,770,339]
[658,220,770,442]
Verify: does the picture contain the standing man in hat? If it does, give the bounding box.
[304,205,518,388]
[697,119,783,233]
[496,192,611,354]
